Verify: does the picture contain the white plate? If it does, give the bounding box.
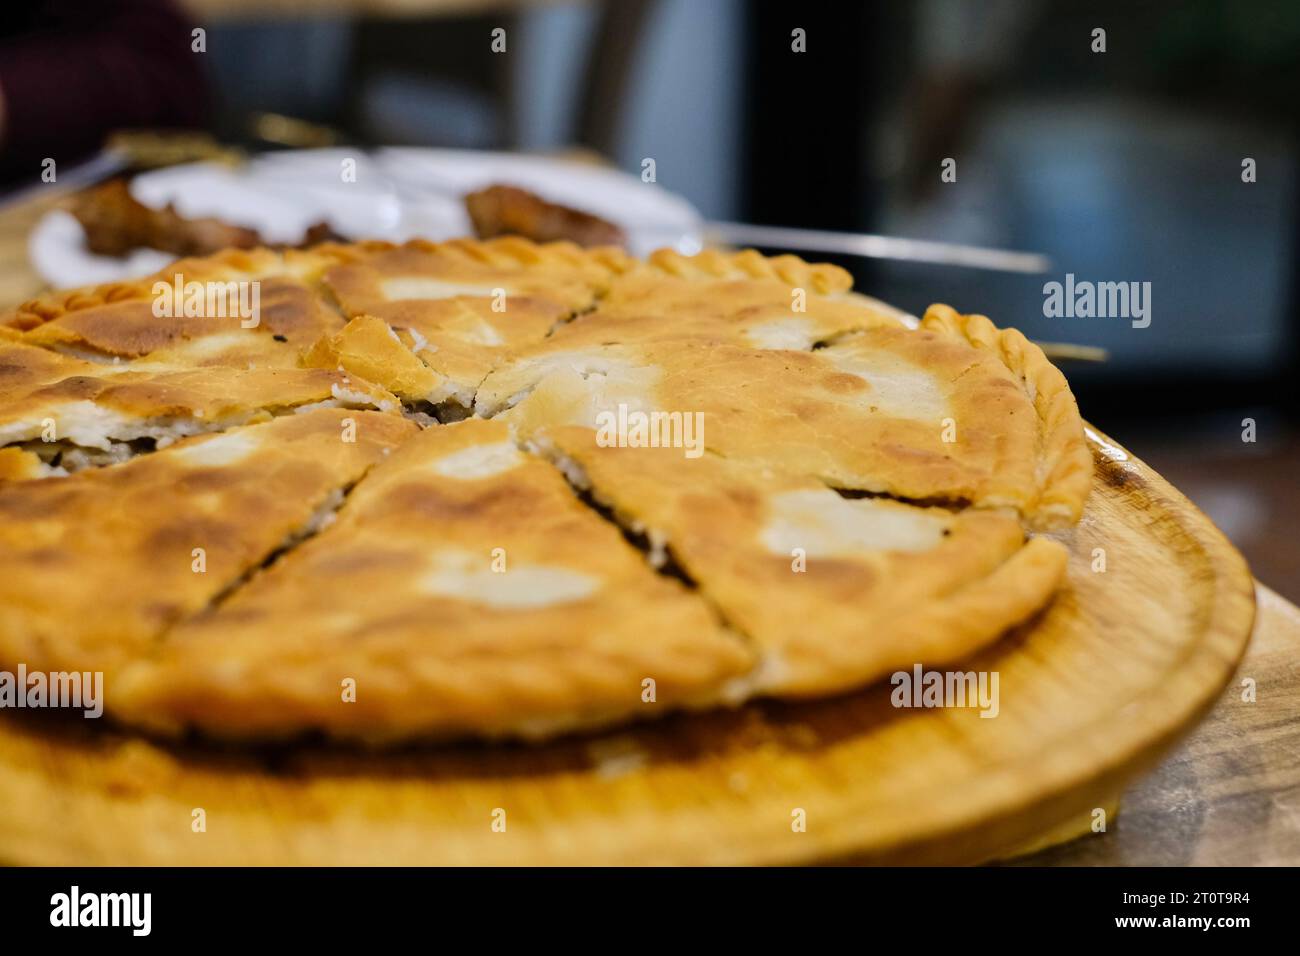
[28,148,704,288]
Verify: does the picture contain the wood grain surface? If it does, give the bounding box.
[1014,583,1299,865]
[0,425,1258,865]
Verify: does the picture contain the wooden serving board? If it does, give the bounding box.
[0,425,1256,866]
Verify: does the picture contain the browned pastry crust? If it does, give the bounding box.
[918,304,1093,528]
[112,419,754,741]
[469,246,1091,529]
[0,337,397,462]
[480,324,1090,529]
[638,247,856,293]
[14,277,343,368]
[0,408,416,677]
[314,237,632,406]
[301,314,450,406]
[537,426,1067,696]
[0,237,1090,743]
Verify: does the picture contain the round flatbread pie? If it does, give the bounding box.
[0,238,1091,743]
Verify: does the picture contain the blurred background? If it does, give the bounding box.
[0,0,1295,596]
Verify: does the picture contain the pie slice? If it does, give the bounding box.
[111,418,755,742]
[583,247,908,349]
[461,247,904,364]
[4,247,281,335]
[0,337,397,472]
[10,276,343,369]
[0,408,416,676]
[4,247,346,369]
[316,238,631,407]
[536,426,1068,696]
[478,305,1091,528]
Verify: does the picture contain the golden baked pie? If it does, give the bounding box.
[479,311,1087,529]
[0,408,415,675]
[0,337,395,471]
[112,418,753,741]
[586,247,906,348]
[0,238,1091,743]
[9,249,344,368]
[316,238,630,410]
[536,426,1067,697]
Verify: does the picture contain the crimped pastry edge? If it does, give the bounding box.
[640,246,854,295]
[4,237,636,329]
[920,303,1093,529]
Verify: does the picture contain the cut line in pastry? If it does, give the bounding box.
[111,418,755,742]
[0,407,416,677]
[535,426,1068,699]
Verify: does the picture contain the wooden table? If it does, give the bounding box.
[1,183,1296,866]
[1014,584,1300,865]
